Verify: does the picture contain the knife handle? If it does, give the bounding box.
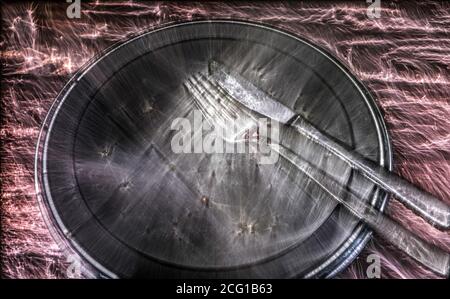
[273,144,449,276]
[290,115,450,229]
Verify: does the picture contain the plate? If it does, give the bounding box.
[35,20,392,278]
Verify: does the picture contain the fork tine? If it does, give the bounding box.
[202,73,261,140]
[185,72,260,143]
[192,73,237,125]
[184,78,213,122]
[191,75,221,112]
[186,75,228,130]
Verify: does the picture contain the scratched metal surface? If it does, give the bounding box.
[1,1,449,278]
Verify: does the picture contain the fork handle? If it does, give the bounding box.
[290,115,450,229]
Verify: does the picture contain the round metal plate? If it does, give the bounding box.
[35,20,392,278]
